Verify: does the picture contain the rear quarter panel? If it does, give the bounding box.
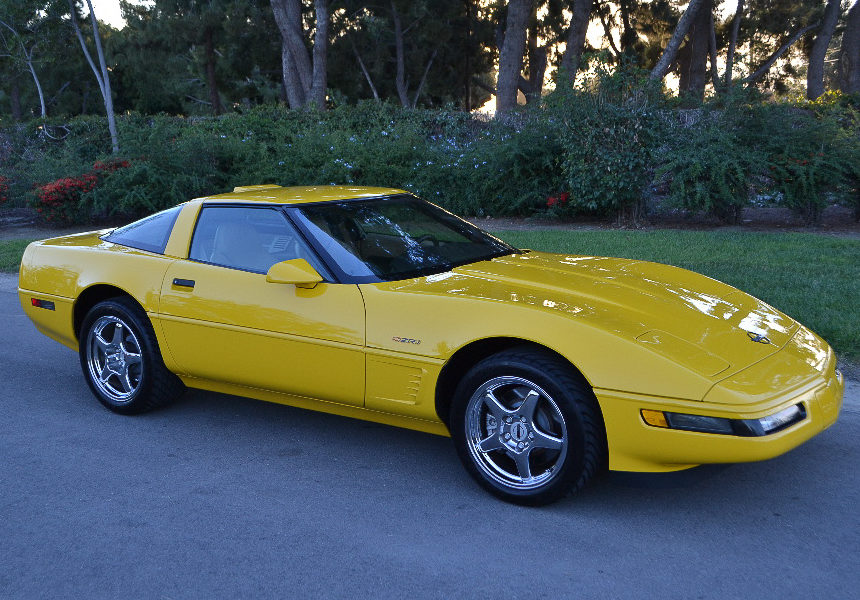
[18,232,176,351]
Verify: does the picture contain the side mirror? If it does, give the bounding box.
[266,259,323,289]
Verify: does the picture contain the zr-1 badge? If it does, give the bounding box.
[392,337,421,345]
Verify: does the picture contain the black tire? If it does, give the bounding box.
[450,347,606,506]
[79,297,184,415]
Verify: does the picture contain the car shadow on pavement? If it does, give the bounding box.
[605,465,733,489]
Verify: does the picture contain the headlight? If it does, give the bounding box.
[740,404,806,436]
[641,404,806,437]
[664,412,735,435]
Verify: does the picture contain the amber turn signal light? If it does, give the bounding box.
[640,409,669,428]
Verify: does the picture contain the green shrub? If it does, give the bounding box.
[1,94,857,225]
[548,60,664,223]
[656,108,762,223]
[743,104,857,224]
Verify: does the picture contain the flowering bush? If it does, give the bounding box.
[33,160,130,225]
[93,159,131,174]
[33,174,98,224]
[5,96,858,226]
[546,192,570,209]
[0,176,9,204]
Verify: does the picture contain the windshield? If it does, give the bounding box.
[290,195,517,282]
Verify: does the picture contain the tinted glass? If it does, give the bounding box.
[292,196,516,282]
[189,205,331,278]
[104,205,182,254]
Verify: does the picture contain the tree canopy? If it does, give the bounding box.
[1,0,858,122]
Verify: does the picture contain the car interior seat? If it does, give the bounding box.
[210,222,272,272]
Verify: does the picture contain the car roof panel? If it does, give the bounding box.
[199,185,407,205]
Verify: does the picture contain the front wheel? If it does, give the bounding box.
[450,348,606,505]
[79,297,184,414]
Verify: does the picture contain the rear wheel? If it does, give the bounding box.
[79,297,184,414]
[450,348,605,505]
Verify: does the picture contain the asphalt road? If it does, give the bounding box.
[2,273,859,600]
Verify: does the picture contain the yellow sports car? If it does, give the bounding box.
[19,185,844,505]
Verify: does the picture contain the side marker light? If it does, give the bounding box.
[31,298,55,310]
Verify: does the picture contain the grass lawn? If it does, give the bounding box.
[3,230,858,361]
[493,230,860,362]
[0,239,30,273]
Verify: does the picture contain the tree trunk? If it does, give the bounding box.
[204,26,223,115]
[282,0,312,92]
[269,0,327,110]
[559,0,593,87]
[352,42,380,101]
[523,22,546,104]
[271,1,302,107]
[708,11,720,89]
[650,0,707,81]
[464,0,472,110]
[496,0,532,113]
[392,3,410,107]
[838,1,860,94]
[744,22,820,84]
[280,41,306,107]
[0,21,46,118]
[678,0,710,102]
[10,79,22,121]
[309,0,329,109]
[69,0,119,153]
[618,0,636,52]
[677,38,691,91]
[24,48,47,118]
[597,1,621,60]
[724,0,744,89]
[84,0,118,153]
[807,0,842,100]
[523,46,546,104]
[391,3,436,108]
[412,49,438,108]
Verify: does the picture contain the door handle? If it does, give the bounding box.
[172,278,195,289]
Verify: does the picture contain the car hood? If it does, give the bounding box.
[449,251,798,380]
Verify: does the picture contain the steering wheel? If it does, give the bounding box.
[414,234,440,248]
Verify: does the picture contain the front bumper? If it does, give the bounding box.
[595,331,844,473]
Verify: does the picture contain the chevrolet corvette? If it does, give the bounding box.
[18,185,844,505]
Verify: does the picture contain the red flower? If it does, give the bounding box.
[547,196,557,207]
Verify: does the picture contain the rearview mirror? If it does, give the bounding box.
[266,259,323,289]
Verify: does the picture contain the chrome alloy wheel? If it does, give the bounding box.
[465,376,568,491]
[85,315,143,402]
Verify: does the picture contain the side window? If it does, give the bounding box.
[104,205,182,254]
[189,206,331,278]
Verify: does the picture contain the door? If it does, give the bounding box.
[158,205,366,406]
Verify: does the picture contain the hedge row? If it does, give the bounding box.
[1,69,858,225]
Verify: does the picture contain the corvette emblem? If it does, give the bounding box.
[747,331,771,344]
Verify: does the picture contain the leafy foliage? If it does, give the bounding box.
[656,108,762,223]
[1,87,858,226]
[33,158,129,224]
[744,103,858,223]
[548,59,665,223]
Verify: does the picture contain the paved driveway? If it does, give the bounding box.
[1,273,858,599]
